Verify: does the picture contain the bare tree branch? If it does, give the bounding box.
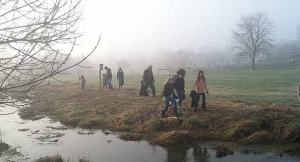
[0,0,100,114]
[231,13,274,70]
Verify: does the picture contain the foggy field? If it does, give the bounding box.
[21,67,300,148]
[69,67,300,106]
[2,0,300,161]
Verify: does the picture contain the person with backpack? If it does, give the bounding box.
[161,75,178,118]
[117,67,124,89]
[193,70,209,112]
[104,66,113,89]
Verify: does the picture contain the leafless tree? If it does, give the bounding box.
[232,13,273,70]
[0,0,100,113]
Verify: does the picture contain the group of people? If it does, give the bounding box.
[79,66,125,91]
[79,64,209,118]
[139,65,209,118]
[102,66,124,89]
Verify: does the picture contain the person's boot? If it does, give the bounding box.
[161,110,166,118]
[174,108,179,117]
[152,87,156,97]
[202,103,207,111]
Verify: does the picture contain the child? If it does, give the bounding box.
[79,75,86,90]
[193,70,209,112]
[102,73,107,89]
[161,75,178,118]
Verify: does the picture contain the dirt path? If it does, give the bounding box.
[20,83,300,146]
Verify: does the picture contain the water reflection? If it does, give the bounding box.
[193,145,209,162]
[1,106,300,162]
[165,144,210,162]
[166,146,189,162]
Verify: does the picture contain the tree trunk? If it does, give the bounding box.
[251,59,256,70]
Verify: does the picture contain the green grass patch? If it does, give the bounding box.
[61,68,300,106]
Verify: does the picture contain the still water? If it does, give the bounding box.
[0,106,300,162]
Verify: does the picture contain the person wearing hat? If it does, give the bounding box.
[142,65,155,97]
[117,67,124,89]
[173,68,186,111]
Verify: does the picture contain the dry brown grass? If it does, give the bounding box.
[36,155,63,162]
[20,83,300,146]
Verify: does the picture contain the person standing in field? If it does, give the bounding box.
[117,67,124,89]
[173,68,186,111]
[161,75,178,118]
[79,75,86,90]
[142,65,155,97]
[102,73,108,89]
[193,70,209,112]
[104,66,113,89]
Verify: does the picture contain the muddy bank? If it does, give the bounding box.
[19,84,300,147]
[0,141,20,160]
[36,155,89,162]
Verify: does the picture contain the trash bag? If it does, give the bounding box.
[139,81,149,96]
[190,90,196,108]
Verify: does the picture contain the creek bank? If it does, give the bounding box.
[19,84,300,147]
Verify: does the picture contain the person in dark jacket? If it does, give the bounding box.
[104,66,113,89]
[117,67,124,89]
[161,75,178,118]
[173,69,186,111]
[142,65,155,97]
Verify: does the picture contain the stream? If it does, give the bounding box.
[0,105,300,162]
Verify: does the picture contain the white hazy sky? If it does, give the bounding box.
[76,0,300,62]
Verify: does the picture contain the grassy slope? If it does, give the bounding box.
[20,68,300,146]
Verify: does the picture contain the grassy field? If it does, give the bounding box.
[75,68,300,107]
[20,67,300,147]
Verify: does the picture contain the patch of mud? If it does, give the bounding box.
[36,155,63,162]
[34,132,65,142]
[215,146,233,158]
[0,141,22,161]
[46,126,68,130]
[215,146,234,158]
[77,130,95,135]
[18,128,30,132]
[119,133,144,141]
[0,141,10,153]
[103,130,113,135]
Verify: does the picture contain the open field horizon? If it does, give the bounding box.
[63,67,300,107]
